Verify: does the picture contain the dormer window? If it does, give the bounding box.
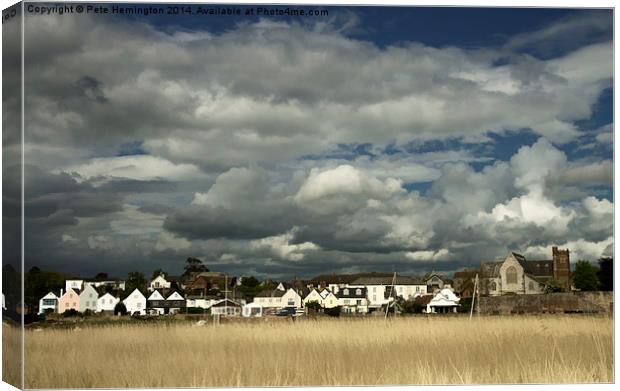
[356,289,361,295]
[344,289,349,295]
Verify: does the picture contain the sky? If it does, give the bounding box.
[2,4,613,280]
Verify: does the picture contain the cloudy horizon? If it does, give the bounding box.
[2,6,613,280]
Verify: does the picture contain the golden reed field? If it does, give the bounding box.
[3,315,614,388]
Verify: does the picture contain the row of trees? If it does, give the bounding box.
[570,257,613,292]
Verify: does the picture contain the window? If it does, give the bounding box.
[288,299,295,306]
[155,282,160,288]
[72,302,76,307]
[506,266,518,285]
[373,295,377,301]
[528,282,534,291]
[490,282,497,291]
[344,299,350,305]
[42,299,56,306]
[356,289,361,295]
[357,300,362,305]
[373,287,376,292]
[90,294,93,298]
[137,303,142,308]
[416,286,420,292]
[344,289,349,295]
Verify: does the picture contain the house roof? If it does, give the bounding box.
[350,275,424,286]
[337,287,367,299]
[423,272,448,282]
[525,260,554,277]
[255,289,286,298]
[480,262,502,278]
[453,270,478,280]
[148,290,165,300]
[166,291,185,300]
[211,299,241,308]
[308,272,392,285]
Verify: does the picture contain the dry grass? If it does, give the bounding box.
[2,323,22,388]
[18,315,613,388]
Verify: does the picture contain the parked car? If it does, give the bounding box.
[275,307,296,316]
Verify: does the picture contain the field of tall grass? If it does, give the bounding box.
[12,315,614,388]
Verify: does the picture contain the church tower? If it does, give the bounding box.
[552,246,571,291]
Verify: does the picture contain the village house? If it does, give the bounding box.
[38,292,58,314]
[452,270,478,298]
[57,288,80,314]
[210,299,241,316]
[302,288,324,307]
[281,288,304,309]
[426,288,460,313]
[253,289,286,311]
[348,275,427,309]
[166,291,186,314]
[480,247,571,296]
[65,279,84,291]
[242,302,263,317]
[337,287,369,314]
[79,283,99,313]
[147,290,167,315]
[423,272,449,293]
[96,292,120,313]
[123,288,147,315]
[148,274,171,291]
[322,291,339,309]
[185,292,220,309]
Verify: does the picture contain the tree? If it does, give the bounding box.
[93,272,108,280]
[183,257,209,277]
[597,257,613,291]
[125,271,147,294]
[572,260,601,291]
[151,268,168,280]
[544,279,564,293]
[114,302,128,316]
[240,276,260,288]
[24,267,66,313]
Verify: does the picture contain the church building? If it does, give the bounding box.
[480,247,570,296]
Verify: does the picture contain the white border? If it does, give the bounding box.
[0,2,617,391]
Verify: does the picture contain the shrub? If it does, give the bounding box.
[324,306,341,317]
[114,302,128,316]
[62,309,80,318]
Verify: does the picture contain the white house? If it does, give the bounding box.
[186,295,219,309]
[349,275,427,308]
[79,283,99,313]
[65,279,84,291]
[281,288,302,308]
[38,292,59,314]
[426,288,460,314]
[123,288,147,315]
[303,289,324,307]
[96,292,119,313]
[242,302,263,317]
[323,292,339,309]
[253,289,286,310]
[211,299,241,316]
[149,274,171,291]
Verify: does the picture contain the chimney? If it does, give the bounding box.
[60,289,64,297]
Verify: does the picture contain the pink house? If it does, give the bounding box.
[57,288,80,314]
